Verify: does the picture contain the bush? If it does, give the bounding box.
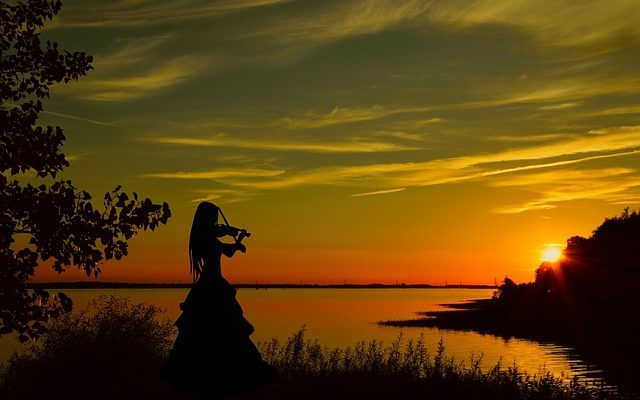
[0,295,178,399]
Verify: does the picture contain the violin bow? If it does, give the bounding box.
[218,207,250,244]
[218,207,231,227]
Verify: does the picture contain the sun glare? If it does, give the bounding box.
[541,245,563,262]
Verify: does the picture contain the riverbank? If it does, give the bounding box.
[379,298,639,397]
[380,298,574,341]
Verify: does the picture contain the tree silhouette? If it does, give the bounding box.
[1,0,171,342]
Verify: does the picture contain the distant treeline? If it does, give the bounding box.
[25,282,496,290]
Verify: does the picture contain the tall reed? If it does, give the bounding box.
[257,327,619,400]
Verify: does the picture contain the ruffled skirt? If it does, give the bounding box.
[162,277,276,398]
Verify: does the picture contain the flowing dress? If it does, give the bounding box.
[162,239,276,398]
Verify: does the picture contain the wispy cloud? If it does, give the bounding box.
[467,149,640,182]
[420,78,640,114]
[373,131,429,142]
[436,0,640,47]
[491,168,634,188]
[539,102,580,111]
[591,105,640,116]
[230,0,640,75]
[6,103,120,128]
[489,134,568,143]
[283,106,400,129]
[52,0,289,28]
[351,188,406,197]
[282,105,447,129]
[143,125,640,195]
[219,162,419,190]
[143,168,285,180]
[189,188,251,204]
[246,0,431,47]
[151,135,416,153]
[182,125,640,199]
[369,119,442,143]
[240,0,638,63]
[52,34,206,101]
[43,110,121,127]
[92,35,173,69]
[490,168,640,213]
[79,56,205,101]
[469,126,640,164]
[280,79,640,130]
[458,78,639,111]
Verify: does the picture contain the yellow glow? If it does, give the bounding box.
[541,245,563,262]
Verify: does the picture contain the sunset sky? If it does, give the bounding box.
[34,0,640,284]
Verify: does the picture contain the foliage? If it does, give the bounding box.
[490,209,640,306]
[0,296,176,399]
[254,328,614,400]
[563,208,640,272]
[531,208,640,294]
[0,0,171,342]
[490,209,640,393]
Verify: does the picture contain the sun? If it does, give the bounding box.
[541,244,563,262]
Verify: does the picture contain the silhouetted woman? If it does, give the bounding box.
[162,202,276,398]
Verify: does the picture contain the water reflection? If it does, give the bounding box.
[0,288,608,387]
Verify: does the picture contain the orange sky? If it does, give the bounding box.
[34,194,620,285]
[31,0,640,285]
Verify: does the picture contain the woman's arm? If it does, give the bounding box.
[213,224,238,238]
[221,242,246,258]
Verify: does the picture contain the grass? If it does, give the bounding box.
[0,296,626,400]
[246,327,619,400]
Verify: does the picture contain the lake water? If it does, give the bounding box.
[0,288,607,387]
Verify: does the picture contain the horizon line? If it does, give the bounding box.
[26,281,499,289]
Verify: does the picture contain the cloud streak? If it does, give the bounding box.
[52,0,289,28]
[5,103,120,128]
[351,188,406,197]
[52,35,207,101]
[43,110,121,127]
[281,105,442,130]
[151,126,640,211]
[143,168,285,180]
[145,126,640,203]
[283,106,394,129]
[243,1,431,48]
[443,0,640,47]
[189,188,251,204]
[490,168,640,214]
[539,103,580,111]
[151,135,417,153]
[246,0,639,56]
[280,77,640,132]
[79,56,205,101]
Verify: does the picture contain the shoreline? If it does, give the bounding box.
[379,299,639,396]
[26,282,497,290]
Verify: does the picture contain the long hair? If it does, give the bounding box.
[189,202,219,281]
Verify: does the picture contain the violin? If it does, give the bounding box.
[216,208,250,252]
[215,224,251,241]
